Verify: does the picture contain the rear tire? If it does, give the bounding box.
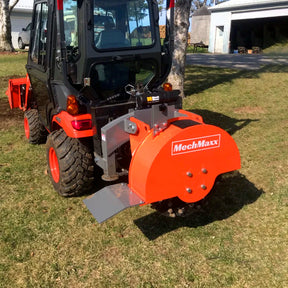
[24,109,47,144]
[46,129,95,197]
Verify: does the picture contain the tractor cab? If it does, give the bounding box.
[25,0,172,129]
[84,0,165,101]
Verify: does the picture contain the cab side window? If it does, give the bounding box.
[63,0,78,48]
[30,2,48,67]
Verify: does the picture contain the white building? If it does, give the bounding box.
[11,0,33,49]
[209,0,288,53]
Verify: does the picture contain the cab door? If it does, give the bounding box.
[26,0,53,128]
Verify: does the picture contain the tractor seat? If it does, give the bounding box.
[96,29,126,49]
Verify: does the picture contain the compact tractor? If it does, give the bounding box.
[6,0,240,222]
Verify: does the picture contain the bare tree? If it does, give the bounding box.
[191,0,227,12]
[167,0,226,97]
[0,0,19,51]
[191,0,210,12]
[167,0,192,98]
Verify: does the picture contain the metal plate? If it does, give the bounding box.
[83,183,144,223]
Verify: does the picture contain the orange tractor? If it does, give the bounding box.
[6,0,240,223]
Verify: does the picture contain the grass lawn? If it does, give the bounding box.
[0,53,288,287]
[263,40,288,55]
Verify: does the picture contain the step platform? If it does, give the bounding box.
[83,183,144,223]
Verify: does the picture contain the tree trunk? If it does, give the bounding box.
[0,0,18,52]
[168,0,192,98]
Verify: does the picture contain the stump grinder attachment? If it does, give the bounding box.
[84,106,240,223]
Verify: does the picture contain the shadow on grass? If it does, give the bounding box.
[190,109,258,136]
[185,65,288,95]
[134,172,264,240]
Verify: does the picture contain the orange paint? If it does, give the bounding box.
[6,74,31,110]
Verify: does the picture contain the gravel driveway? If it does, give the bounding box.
[186,53,288,70]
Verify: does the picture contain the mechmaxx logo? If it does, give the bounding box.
[172,134,221,155]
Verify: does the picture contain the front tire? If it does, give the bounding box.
[46,129,95,197]
[24,109,47,144]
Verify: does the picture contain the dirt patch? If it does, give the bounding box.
[234,106,265,115]
[0,75,25,88]
[0,97,23,130]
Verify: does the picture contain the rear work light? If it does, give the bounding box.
[71,119,92,131]
[163,82,173,92]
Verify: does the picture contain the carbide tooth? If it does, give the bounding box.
[168,208,176,218]
[177,208,184,216]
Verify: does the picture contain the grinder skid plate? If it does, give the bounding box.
[83,183,144,223]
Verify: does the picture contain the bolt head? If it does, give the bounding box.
[186,188,192,193]
[201,185,207,190]
[202,168,208,174]
[186,172,193,177]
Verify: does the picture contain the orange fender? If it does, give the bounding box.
[52,111,95,138]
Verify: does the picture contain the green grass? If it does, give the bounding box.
[186,45,208,54]
[263,40,288,55]
[0,52,27,77]
[0,52,27,98]
[1,54,288,287]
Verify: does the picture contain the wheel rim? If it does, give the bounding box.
[24,117,30,139]
[49,147,60,183]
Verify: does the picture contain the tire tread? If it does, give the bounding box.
[46,129,95,197]
[24,109,47,144]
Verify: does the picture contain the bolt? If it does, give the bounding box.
[186,172,193,177]
[202,168,208,174]
[186,188,192,193]
[162,122,168,128]
[201,185,207,190]
[154,124,159,129]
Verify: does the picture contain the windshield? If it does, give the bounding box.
[93,0,153,50]
[90,59,157,100]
